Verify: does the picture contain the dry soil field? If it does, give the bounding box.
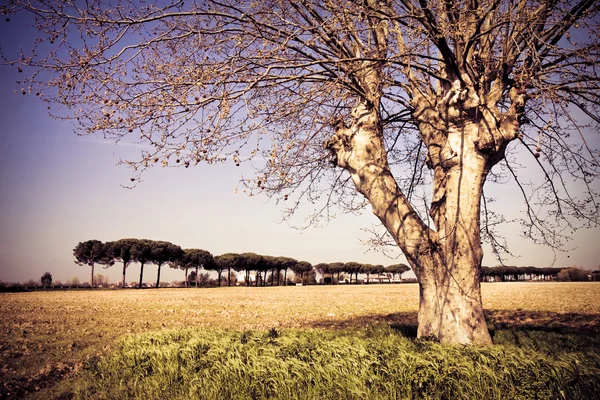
[1,282,599,398]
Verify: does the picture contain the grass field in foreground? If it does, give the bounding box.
[1,282,599,399]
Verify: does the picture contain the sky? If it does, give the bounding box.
[0,12,598,286]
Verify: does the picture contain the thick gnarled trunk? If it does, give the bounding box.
[327,101,493,345]
[417,257,490,343]
[421,155,490,342]
[415,120,492,344]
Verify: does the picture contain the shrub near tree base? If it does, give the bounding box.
[86,326,600,400]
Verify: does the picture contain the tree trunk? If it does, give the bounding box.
[122,261,127,288]
[90,263,95,289]
[138,262,144,289]
[284,269,287,285]
[414,120,493,344]
[156,263,162,288]
[184,267,189,287]
[228,267,231,287]
[217,271,222,286]
[415,252,489,343]
[417,120,493,344]
[327,99,493,344]
[195,266,199,287]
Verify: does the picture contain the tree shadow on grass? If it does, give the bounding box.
[306,310,600,341]
[306,311,419,333]
[485,310,600,335]
[484,310,600,350]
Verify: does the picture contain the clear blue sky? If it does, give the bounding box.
[0,13,598,285]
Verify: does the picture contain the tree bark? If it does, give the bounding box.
[327,100,492,344]
[412,243,490,343]
[156,263,162,288]
[413,118,492,343]
[138,263,144,289]
[122,262,127,288]
[90,263,95,289]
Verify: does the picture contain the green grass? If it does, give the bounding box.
[83,325,600,400]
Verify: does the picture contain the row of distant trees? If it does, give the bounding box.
[20,265,594,290]
[73,239,413,289]
[2,259,596,290]
[73,239,183,289]
[314,262,410,284]
[481,266,595,282]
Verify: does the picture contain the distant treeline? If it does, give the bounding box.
[70,239,413,289]
[481,266,596,282]
[2,238,596,290]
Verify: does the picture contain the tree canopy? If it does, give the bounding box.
[386,263,411,277]
[214,253,244,286]
[149,240,183,288]
[240,252,266,286]
[173,248,215,287]
[204,253,227,286]
[169,248,199,287]
[7,0,599,344]
[107,238,138,288]
[40,271,52,286]
[73,240,113,288]
[291,261,313,285]
[130,239,154,288]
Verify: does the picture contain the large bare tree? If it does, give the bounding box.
[2,0,598,344]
